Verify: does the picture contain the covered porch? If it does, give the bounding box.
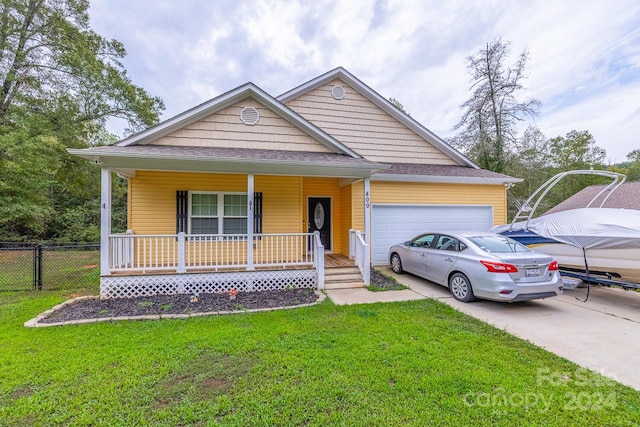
[77,147,383,298]
[100,230,370,298]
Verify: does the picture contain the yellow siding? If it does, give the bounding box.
[129,171,302,234]
[285,78,457,165]
[256,176,302,233]
[370,181,507,225]
[340,184,352,251]
[351,181,364,231]
[302,177,343,254]
[150,98,332,153]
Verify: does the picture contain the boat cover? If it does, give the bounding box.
[494,208,640,250]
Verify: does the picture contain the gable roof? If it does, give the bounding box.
[544,182,640,215]
[116,82,361,158]
[277,67,478,169]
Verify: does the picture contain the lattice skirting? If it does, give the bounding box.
[101,269,318,299]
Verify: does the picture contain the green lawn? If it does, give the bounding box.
[0,248,99,292]
[1,286,639,426]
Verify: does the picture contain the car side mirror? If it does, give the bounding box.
[404,241,411,246]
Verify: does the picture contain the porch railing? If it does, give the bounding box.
[108,232,319,273]
[350,229,370,286]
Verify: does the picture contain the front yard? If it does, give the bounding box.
[1,286,639,426]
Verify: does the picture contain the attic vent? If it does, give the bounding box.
[331,85,346,100]
[240,107,260,125]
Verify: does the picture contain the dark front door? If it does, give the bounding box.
[308,197,331,250]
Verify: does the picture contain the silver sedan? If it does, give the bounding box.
[388,232,563,302]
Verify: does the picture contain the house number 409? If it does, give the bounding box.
[365,191,370,209]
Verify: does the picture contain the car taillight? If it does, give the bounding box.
[549,260,559,271]
[480,260,518,273]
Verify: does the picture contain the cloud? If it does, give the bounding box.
[89,0,640,163]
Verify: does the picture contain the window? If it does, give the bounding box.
[468,235,531,253]
[190,192,247,234]
[412,234,436,248]
[435,235,458,251]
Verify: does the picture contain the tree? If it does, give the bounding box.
[0,0,164,241]
[505,125,554,216]
[0,0,163,132]
[454,38,540,173]
[388,97,410,116]
[625,149,640,181]
[545,130,607,206]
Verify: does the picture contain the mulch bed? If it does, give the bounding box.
[39,288,319,324]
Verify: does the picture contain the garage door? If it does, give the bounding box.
[371,205,493,265]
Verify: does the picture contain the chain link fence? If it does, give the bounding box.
[0,242,100,291]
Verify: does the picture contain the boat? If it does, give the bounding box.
[491,170,640,288]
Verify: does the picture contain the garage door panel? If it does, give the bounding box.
[372,205,493,265]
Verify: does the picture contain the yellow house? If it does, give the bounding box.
[70,67,520,298]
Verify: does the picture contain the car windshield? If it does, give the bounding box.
[468,235,531,253]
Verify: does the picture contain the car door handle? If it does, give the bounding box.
[421,253,426,257]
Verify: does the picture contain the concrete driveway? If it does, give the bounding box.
[329,267,640,391]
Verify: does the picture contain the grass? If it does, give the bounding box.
[1,285,639,426]
[0,249,99,292]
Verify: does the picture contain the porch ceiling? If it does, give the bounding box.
[68,145,389,178]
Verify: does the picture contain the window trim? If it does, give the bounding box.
[188,191,248,235]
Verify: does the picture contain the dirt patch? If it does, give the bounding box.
[369,268,408,291]
[39,288,319,324]
[154,351,258,408]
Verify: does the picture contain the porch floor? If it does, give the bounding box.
[325,253,355,268]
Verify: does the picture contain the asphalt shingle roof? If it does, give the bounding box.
[80,145,384,167]
[545,182,640,214]
[378,163,515,179]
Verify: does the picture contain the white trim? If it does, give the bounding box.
[100,269,318,298]
[277,67,478,168]
[371,173,522,185]
[364,178,372,273]
[188,191,248,235]
[247,174,254,271]
[67,148,385,178]
[371,202,495,212]
[100,168,112,276]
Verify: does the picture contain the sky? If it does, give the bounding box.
[89,0,640,163]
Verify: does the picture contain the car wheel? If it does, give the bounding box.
[390,253,404,274]
[449,272,475,302]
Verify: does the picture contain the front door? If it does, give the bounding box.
[308,197,331,250]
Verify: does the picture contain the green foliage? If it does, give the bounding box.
[388,97,411,116]
[505,128,612,219]
[0,0,162,242]
[625,149,640,181]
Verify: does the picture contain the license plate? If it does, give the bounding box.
[526,268,540,277]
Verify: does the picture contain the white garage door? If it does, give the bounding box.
[371,205,494,265]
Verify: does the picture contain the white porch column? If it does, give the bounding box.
[363,178,371,285]
[100,168,112,276]
[364,178,371,245]
[247,174,255,270]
